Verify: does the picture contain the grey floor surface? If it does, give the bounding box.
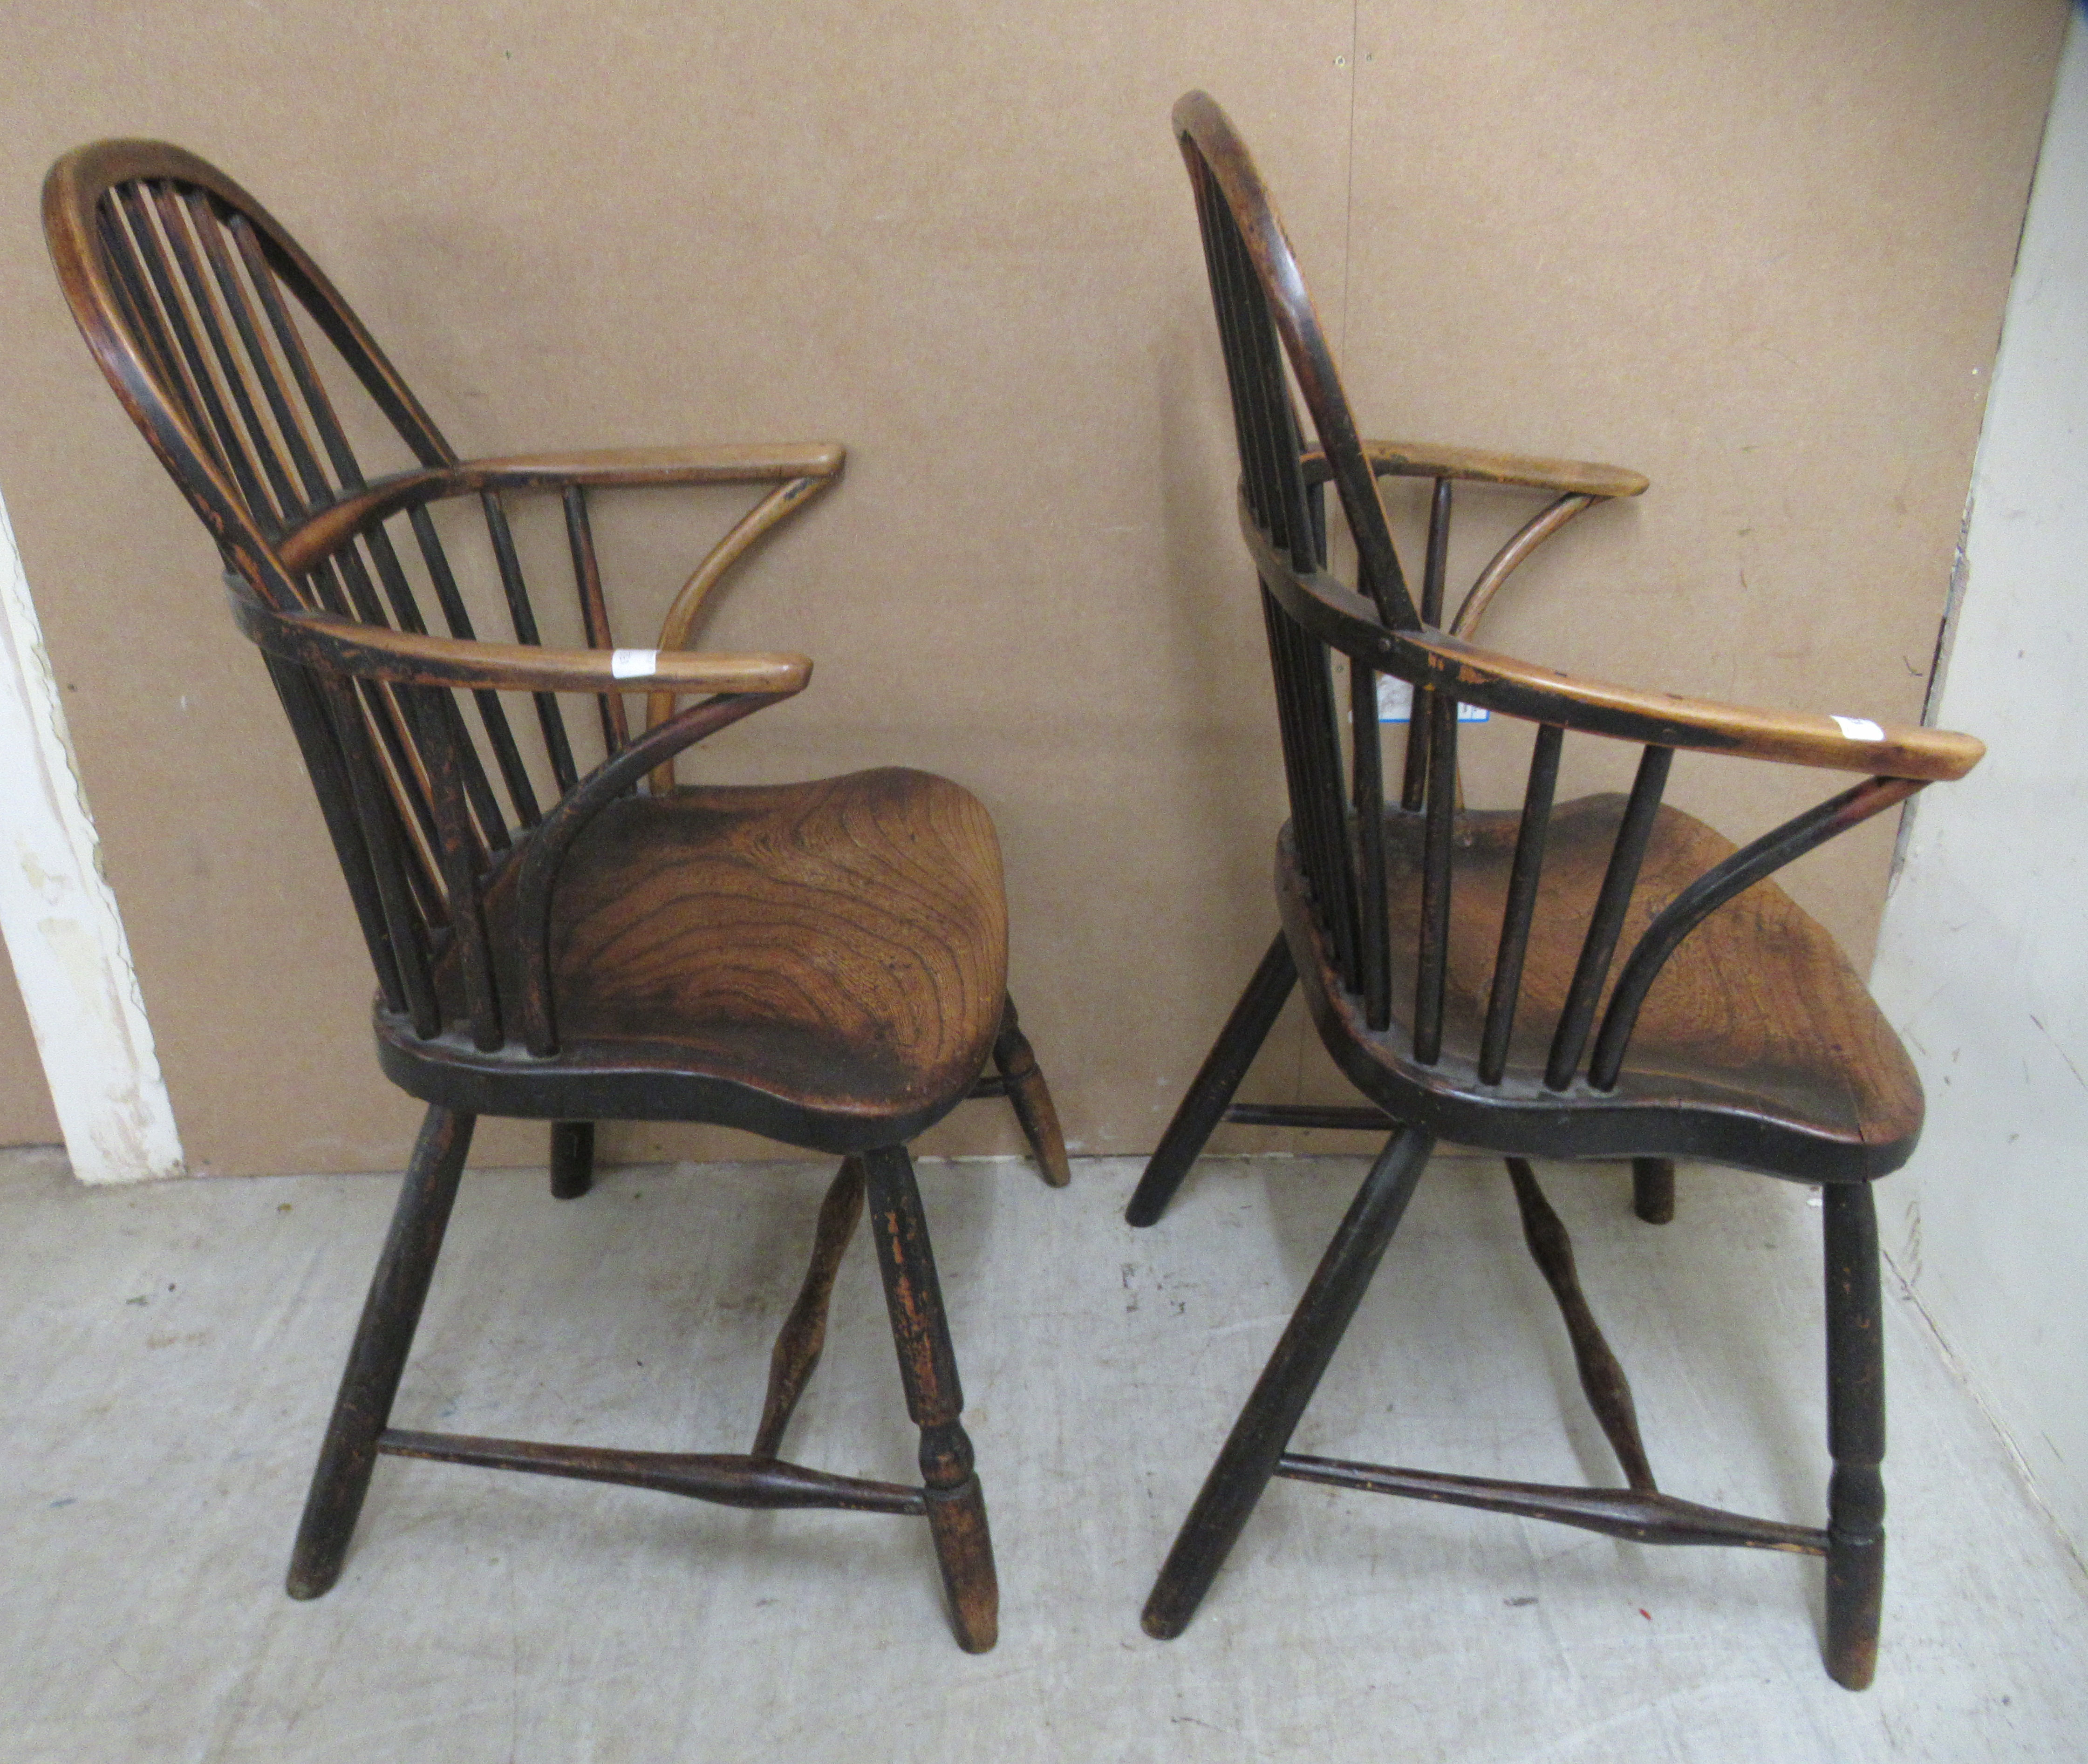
[2,1144,2083,1762]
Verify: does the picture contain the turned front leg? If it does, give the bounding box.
[1823,1180,1886,1690]
[861,1144,997,1653]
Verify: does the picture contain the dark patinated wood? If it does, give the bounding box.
[1633,1157,1676,1224]
[1273,1458,1824,1554]
[378,1430,923,1515]
[1824,1180,1887,1690]
[438,768,1011,1144]
[1125,933,1297,1226]
[1281,797,1926,1178]
[1142,1129,1434,1640]
[549,1121,593,1200]
[1505,1158,1654,1492]
[753,1157,866,1459]
[1223,1102,1390,1131]
[863,1145,998,1653]
[1139,90,1983,1685]
[288,1106,474,1599]
[46,137,1064,1652]
[991,996,1071,1187]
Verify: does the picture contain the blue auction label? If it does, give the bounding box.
[1377,676,1488,725]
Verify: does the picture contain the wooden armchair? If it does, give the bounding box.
[1131,93,1983,1688]
[43,139,1070,1653]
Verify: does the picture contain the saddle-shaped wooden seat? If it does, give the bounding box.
[1285,795,1923,1178]
[416,768,1012,1148]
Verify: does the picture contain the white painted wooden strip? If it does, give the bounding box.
[0,483,184,1183]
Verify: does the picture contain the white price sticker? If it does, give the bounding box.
[1378,675,1488,725]
[610,648,659,679]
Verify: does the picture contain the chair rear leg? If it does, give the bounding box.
[549,1121,594,1199]
[993,995,1071,1188]
[1631,1157,1675,1223]
[1126,933,1297,1227]
[1142,1127,1434,1639]
[1823,1180,1886,1690]
[288,1106,475,1599]
[861,1144,997,1653]
[752,1158,866,1459]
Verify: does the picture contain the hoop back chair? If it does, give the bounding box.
[43,139,1072,1653]
[1132,93,1983,1688]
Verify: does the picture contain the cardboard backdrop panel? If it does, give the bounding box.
[0,1,2061,1174]
[0,963,57,1144]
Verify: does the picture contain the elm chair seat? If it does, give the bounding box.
[412,767,1014,1147]
[1285,795,1923,1177]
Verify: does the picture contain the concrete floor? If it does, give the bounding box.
[1,1144,2082,1762]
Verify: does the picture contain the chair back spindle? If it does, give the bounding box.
[45,141,692,1058]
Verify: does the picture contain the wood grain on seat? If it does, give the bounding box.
[431,768,1010,1134]
[1290,795,1923,1174]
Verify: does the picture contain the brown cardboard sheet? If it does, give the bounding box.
[0,1,2061,1172]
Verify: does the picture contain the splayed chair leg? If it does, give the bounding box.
[550,1121,594,1199]
[993,995,1071,1188]
[288,1106,475,1599]
[752,1157,866,1459]
[1127,933,1297,1226]
[1631,1157,1675,1224]
[862,1144,997,1653]
[1142,1127,1434,1638]
[1823,1180,1886,1690]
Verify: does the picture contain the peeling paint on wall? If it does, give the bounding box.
[0,483,184,1184]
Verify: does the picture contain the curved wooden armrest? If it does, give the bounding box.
[1363,439,1648,499]
[228,586,811,697]
[1303,441,1648,499]
[464,442,845,487]
[278,442,846,571]
[1245,516,1981,781]
[1407,628,1980,780]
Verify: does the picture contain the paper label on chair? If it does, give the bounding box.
[1378,675,1488,724]
[610,648,659,679]
[1830,715,1885,742]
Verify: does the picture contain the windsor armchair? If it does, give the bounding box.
[43,139,1071,1654]
[1132,93,1983,1688]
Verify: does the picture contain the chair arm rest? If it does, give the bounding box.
[1244,510,1980,781]
[1406,628,1981,781]
[229,588,811,698]
[464,442,846,488]
[276,443,845,571]
[1303,440,1648,499]
[1363,439,1648,498]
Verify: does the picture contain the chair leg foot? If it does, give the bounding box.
[1631,1157,1675,1224]
[1141,1128,1433,1638]
[994,995,1071,1188]
[1127,933,1296,1227]
[1823,1181,1886,1689]
[287,1106,475,1599]
[1826,1526,1885,1690]
[861,1144,999,1652]
[549,1121,594,1199]
[924,1451,999,1654]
